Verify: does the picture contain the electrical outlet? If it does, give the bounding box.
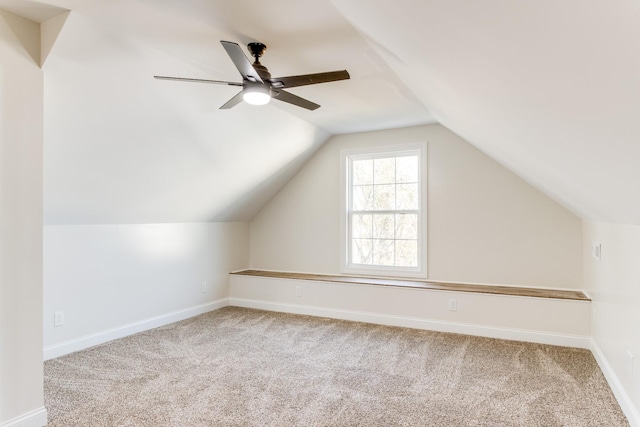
[448,298,457,312]
[295,286,302,297]
[54,311,64,327]
[627,350,635,378]
[201,282,207,293]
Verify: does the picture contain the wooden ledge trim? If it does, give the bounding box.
[231,270,590,302]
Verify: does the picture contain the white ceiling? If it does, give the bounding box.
[4,0,640,225]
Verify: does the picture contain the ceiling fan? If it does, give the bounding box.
[154,41,350,111]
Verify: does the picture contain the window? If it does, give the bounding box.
[340,143,427,277]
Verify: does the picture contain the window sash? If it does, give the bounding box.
[344,147,425,275]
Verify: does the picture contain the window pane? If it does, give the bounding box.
[352,239,372,264]
[373,239,394,265]
[374,157,395,184]
[396,155,418,183]
[373,184,395,210]
[352,214,372,238]
[352,159,373,185]
[395,240,418,266]
[396,183,418,210]
[353,185,374,211]
[396,213,418,239]
[373,214,394,239]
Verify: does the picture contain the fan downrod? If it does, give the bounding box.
[247,42,267,62]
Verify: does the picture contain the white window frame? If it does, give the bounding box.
[340,142,427,278]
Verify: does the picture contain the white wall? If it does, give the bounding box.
[584,221,640,422]
[230,275,591,348]
[0,10,46,427]
[43,222,249,355]
[250,124,582,289]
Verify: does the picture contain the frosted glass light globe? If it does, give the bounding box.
[243,86,271,105]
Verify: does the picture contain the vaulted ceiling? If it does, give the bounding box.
[3,0,639,225]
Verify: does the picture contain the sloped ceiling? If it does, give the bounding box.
[33,0,433,224]
[4,0,639,225]
[331,0,640,225]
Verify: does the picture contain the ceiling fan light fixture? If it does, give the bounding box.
[243,85,271,105]
[154,40,350,110]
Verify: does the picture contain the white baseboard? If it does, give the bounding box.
[44,299,229,360]
[0,407,47,427]
[228,297,591,349]
[591,339,640,427]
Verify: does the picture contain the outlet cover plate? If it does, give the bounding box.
[54,311,64,327]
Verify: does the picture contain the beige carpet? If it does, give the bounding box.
[45,307,628,426]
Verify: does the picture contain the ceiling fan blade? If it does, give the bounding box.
[220,41,264,83]
[272,89,320,111]
[267,70,350,89]
[154,75,242,86]
[219,91,244,109]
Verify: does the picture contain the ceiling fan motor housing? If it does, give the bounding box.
[252,63,271,80]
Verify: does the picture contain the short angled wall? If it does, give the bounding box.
[43,222,249,358]
[229,274,592,348]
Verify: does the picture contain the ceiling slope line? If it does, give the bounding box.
[41,10,70,67]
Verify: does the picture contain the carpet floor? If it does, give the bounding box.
[44,307,628,426]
